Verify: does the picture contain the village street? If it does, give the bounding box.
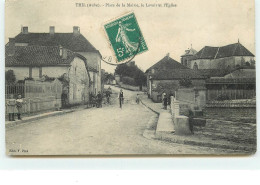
[6,86,239,155]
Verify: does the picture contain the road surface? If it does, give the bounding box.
[6,85,239,155]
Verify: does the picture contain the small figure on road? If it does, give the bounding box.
[61,91,68,108]
[136,94,140,104]
[97,91,102,108]
[162,92,166,108]
[6,94,17,121]
[105,88,111,104]
[118,89,124,108]
[163,93,167,110]
[16,94,24,120]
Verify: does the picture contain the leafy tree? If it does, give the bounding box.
[115,62,146,86]
[179,76,193,88]
[5,70,16,85]
[154,82,178,95]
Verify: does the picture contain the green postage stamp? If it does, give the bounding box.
[104,12,148,63]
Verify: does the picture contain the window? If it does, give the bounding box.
[193,62,198,70]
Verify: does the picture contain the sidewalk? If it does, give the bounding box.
[139,94,169,114]
[140,94,256,153]
[5,109,75,128]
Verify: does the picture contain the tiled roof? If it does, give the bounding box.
[224,69,255,79]
[196,69,229,78]
[14,33,99,53]
[150,69,206,80]
[146,56,188,73]
[5,45,75,67]
[195,42,254,59]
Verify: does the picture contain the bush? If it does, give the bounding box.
[179,76,193,88]
[121,76,137,86]
[5,70,16,85]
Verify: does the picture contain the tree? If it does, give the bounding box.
[179,76,193,88]
[5,70,16,85]
[115,62,146,86]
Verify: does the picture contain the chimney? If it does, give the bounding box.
[166,53,170,60]
[49,26,55,35]
[8,38,15,56]
[73,26,80,35]
[21,26,28,34]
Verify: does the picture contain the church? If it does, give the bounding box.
[181,41,255,71]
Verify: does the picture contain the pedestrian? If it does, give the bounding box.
[161,92,166,108]
[97,91,102,108]
[105,89,111,104]
[6,94,17,121]
[168,92,174,105]
[118,89,124,108]
[163,93,167,110]
[61,91,68,108]
[136,94,140,104]
[16,94,24,120]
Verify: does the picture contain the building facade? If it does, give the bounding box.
[185,41,255,71]
[10,26,102,95]
[5,43,90,105]
[146,54,206,102]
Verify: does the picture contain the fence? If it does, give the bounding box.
[5,79,63,116]
[5,83,25,98]
[206,89,256,101]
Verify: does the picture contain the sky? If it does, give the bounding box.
[5,0,255,73]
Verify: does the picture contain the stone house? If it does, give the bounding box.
[185,41,255,71]
[5,42,91,105]
[10,26,102,95]
[146,54,206,102]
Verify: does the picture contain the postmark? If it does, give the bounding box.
[103,12,148,63]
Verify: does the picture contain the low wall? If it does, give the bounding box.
[206,100,256,108]
[170,97,192,135]
[6,96,61,116]
[193,120,256,145]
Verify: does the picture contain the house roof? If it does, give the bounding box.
[224,69,255,79]
[13,32,99,53]
[145,56,188,73]
[150,69,205,80]
[196,69,229,78]
[194,42,254,59]
[5,45,76,67]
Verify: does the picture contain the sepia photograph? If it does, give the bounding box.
[4,0,256,155]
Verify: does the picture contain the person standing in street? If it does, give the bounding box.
[97,91,102,108]
[118,89,124,109]
[16,94,24,120]
[105,88,111,104]
[6,94,17,121]
[163,92,167,110]
[162,92,166,108]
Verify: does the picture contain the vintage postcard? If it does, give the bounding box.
[5,0,256,155]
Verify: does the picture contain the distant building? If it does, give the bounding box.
[185,41,255,71]
[9,26,102,95]
[181,45,197,66]
[145,54,206,102]
[5,43,90,105]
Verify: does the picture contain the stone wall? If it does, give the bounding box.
[193,119,256,145]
